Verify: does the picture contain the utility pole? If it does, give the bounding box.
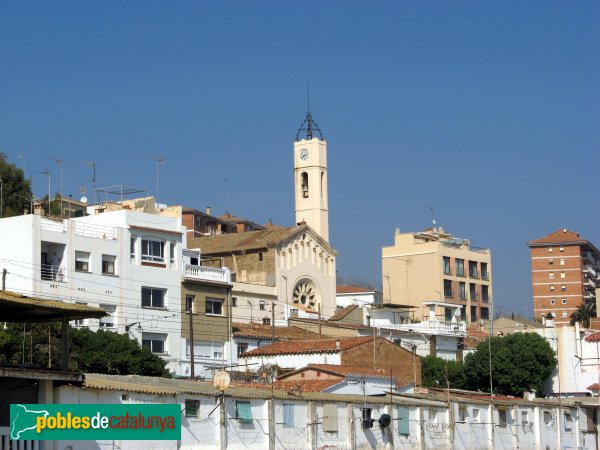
[80,161,96,204]
[318,304,322,338]
[48,327,52,368]
[187,296,195,379]
[0,177,3,218]
[271,302,275,341]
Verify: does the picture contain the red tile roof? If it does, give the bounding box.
[328,305,359,321]
[587,383,600,391]
[279,364,390,379]
[240,336,377,357]
[274,379,341,392]
[232,323,321,341]
[336,285,373,294]
[528,228,587,246]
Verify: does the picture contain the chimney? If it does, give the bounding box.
[206,206,212,216]
[224,211,230,219]
[33,202,45,216]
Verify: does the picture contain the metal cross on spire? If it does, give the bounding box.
[296,82,323,141]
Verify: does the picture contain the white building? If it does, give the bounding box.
[0,210,220,376]
[336,285,383,308]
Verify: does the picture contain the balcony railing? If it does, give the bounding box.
[41,218,66,232]
[184,265,230,283]
[41,264,64,282]
[470,294,480,301]
[74,222,117,240]
[469,271,479,279]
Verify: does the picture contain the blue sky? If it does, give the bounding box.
[1,1,599,316]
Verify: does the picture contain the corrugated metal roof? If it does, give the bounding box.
[0,291,107,322]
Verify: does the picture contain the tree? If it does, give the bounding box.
[570,303,596,328]
[421,355,465,389]
[69,328,170,377]
[462,333,557,397]
[0,323,170,377]
[0,153,33,217]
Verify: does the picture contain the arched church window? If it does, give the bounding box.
[301,172,309,198]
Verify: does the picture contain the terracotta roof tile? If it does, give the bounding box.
[328,305,359,321]
[587,383,600,391]
[528,228,587,246]
[232,323,321,340]
[336,285,373,294]
[189,226,302,254]
[274,379,341,392]
[240,336,377,357]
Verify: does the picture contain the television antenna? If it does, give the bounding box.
[147,156,165,206]
[50,157,63,217]
[80,161,96,204]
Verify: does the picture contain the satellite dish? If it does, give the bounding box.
[212,370,230,392]
[80,196,88,204]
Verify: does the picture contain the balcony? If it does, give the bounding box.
[583,265,597,279]
[184,265,230,284]
[41,264,64,282]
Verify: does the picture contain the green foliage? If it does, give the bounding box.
[0,153,33,217]
[462,333,557,396]
[570,303,596,328]
[421,355,465,388]
[0,323,170,377]
[69,328,170,377]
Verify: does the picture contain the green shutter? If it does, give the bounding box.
[397,406,410,436]
[236,401,253,423]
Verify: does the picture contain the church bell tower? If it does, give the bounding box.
[294,112,329,242]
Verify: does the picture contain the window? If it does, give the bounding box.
[482,285,489,302]
[185,400,200,418]
[498,409,507,427]
[550,285,555,292]
[282,403,295,428]
[455,259,465,277]
[258,252,263,262]
[301,172,309,198]
[237,344,248,356]
[560,259,565,266]
[444,279,453,298]
[130,237,136,259]
[323,404,338,433]
[75,251,90,272]
[548,247,553,253]
[141,239,165,263]
[564,412,573,431]
[259,300,266,311]
[562,298,567,305]
[562,312,568,318]
[470,283,478,300]
[549,272,555,279]
[443,256,451,275]
[142,332,166,354]
[170,242,176,265]
[561,285,566,291]
[213,343,224,359]
[429,408,438,424]
[549,259,554,265]
[99,304,115,328]
[458,405,467,422]
[397,406,410,436]
[521,411,529,426]
[186,295,195,314]
[472,408,480,422]
[560,247,565,252]
[142,287,166,308]
[102,255,116,275]
[550,299,555,305]
[481,262,489,280]
[74,302,87,326]
[469,261,479,278]
[262,317,271,325]
[236,401,253,423]
[206,298,223,315]
[560,272,566,279]
[543,410,554,427]
[459,282,466,300]
[232,297,237,307]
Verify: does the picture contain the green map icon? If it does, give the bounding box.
[10,404,49,439]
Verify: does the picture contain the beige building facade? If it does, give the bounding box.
[382,227,493,323]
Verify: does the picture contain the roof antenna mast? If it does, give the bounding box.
[429,206,437,228]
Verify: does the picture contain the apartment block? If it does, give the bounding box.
[382,227,493,323]
[528,228,600,326]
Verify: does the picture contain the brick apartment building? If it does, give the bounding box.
[528,228,600,326]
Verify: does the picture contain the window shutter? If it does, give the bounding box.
[283,404,295,427]
[322,404,338,432]
[397,406,410,436]
[236,401,253,423]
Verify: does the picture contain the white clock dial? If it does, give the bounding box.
[300,149,309,161]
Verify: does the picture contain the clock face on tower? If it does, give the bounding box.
[300,149,309,161]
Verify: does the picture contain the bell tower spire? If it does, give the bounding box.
[293,106,329,242]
